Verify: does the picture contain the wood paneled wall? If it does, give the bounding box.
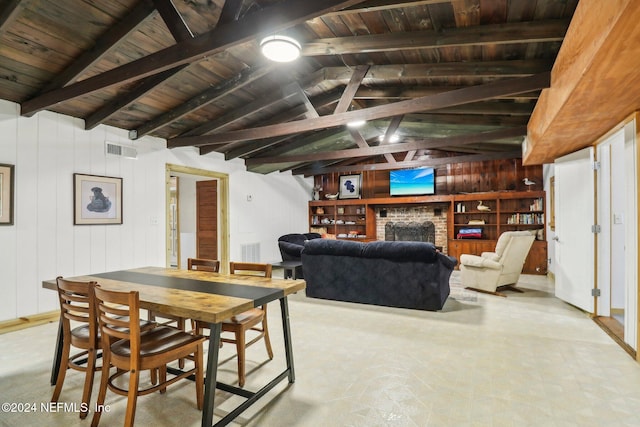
[314,158,543,198]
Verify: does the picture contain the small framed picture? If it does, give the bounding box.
[0,163,15,225]
[338,174,361,199]
[74,173,123,225]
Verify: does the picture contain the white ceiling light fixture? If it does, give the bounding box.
[260,35,301,62]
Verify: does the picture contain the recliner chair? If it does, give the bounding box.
[277,233,321,261]
[459,231,535,296]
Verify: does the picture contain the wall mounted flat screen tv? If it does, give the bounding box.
[389,167,435,196]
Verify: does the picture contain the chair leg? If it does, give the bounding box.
[195,343,204,410]
[90,352,112,427]
[159,365,167,394]
[177,318,186,369]
[235,329,246,388]
[262,318,274,360]
[124,369,140,427]
[79,348,97,419]
[50,338,71,403]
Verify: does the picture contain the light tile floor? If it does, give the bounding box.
[2,272,640,426]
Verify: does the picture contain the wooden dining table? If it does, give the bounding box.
[42,266,306,427]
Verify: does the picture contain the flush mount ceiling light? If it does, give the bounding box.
[260,35,301,62]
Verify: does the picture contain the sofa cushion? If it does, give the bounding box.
[301,238,364,257]
[362,240,438,262]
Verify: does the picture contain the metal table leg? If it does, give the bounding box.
[202,322,221,427]
[279,297,295,383]
[50,316,63,385]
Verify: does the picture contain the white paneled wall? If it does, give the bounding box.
[0,100,311,321]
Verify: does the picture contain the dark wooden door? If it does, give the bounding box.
[196,180,218,260]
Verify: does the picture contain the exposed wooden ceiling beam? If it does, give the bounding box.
[131,65,271,139]
[85,65,187,130]
[0,0,26,37]
[19,0,368,116]
[305,60,554,87]
[245,126,526,165]
[333,65,369,114]
[84,0,194,130]
[181,81,305,136]
[153,0,193,40]
[331,0,450,15]
[294,150,522,175]
[354,86,541,100]
[217,0,245,23]
[201,104,311,156]
[302,20,569,56]
[168,72,550,147]
[380,115,404,163]
[220,93,343,159]
[42,0,156,93]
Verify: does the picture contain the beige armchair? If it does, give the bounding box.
[459,231,535,296]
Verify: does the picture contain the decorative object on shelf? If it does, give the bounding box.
[523,177,536,191]
[0,163,15,225]
[468,220,485,225]
[316,207,324,215]
[457,228,483,239]
[477,201,491,211]
[74,173,123,225]
[338,174,362,199]
[325,193,338,200]
[337,207,344,214]
[312,184,322,200]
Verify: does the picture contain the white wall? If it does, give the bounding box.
[0,100,311,321]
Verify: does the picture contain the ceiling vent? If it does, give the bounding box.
[105,142,137,159]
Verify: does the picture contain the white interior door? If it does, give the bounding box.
[554,147,595,313]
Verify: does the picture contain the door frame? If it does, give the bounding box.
[593,112,640,357]
[165,164,230,273]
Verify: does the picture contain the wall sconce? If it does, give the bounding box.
[260,35,301,62]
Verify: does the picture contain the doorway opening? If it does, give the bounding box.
[165,164,230,273]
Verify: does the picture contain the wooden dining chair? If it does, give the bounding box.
[51,277,100,419]
[91,286,206,427]
[187,257,220,272]
[146,258,219,368]
[196,262,273,388]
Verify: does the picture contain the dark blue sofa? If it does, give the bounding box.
[278,232,322,261]
[301,239,457,311]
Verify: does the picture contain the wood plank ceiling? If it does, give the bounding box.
[0,0,578,174]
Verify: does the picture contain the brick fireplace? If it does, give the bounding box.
[375,204,449,254]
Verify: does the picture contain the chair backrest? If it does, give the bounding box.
[229,262,272,278]
[94,286,141,364]
[187,258,220,272]
[55,276,98,344]
[494,231,536,275]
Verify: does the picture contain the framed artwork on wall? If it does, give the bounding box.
[74,173,123,225]
[0,163,15,225]
[338,174,361,199]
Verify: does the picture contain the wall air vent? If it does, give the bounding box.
[105,142,137,159]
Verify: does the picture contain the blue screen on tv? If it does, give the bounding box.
[389,167,435,196]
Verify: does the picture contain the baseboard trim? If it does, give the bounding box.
[0,311,59,335]
[593,316,636,360]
